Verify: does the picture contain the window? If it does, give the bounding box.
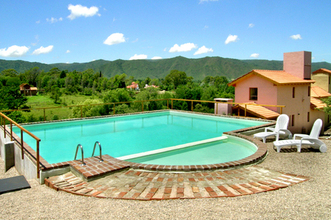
[307,112,310,122]
[249,88,258,100]
[308,86,310,97]
[292,87,295,98]
[291,115,295,126]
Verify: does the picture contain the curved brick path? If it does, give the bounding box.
[45,166,308,200]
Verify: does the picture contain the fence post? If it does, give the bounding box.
[171,99,173,109]
[80,106,83,118]
[21,130,24,159]
[280,107,283,114]
[113,103,116,115]
[4,117,6,138]
[215,102,218,115]
[10,122,13,141]
[36,140,40,179]
[167,99,169,109]
[191,101,193,111]
[43,108,46,121]
[244,104,247,117]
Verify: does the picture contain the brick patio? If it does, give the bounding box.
[45,165,308,200]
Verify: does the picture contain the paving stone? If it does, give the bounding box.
[45,165,309,200]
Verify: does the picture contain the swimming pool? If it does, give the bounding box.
[13,111,267,165]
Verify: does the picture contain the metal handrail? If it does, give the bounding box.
[0,112,41,178]
[92,141,103,162]
[74,144,85,166]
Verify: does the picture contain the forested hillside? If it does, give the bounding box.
[1,56,330,81]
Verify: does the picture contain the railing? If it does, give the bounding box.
[74,144,85,166]
[0,112,41,178]
[0,98,284,120]
[0,98,285,179]
[0,99,170,121]
[92,141,103,162]
[170,98,285,116]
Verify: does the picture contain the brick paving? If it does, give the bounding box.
[44,165,308,200]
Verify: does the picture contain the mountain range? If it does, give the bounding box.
[1,56,331,81]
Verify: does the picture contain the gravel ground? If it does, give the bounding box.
[0,140,330,219]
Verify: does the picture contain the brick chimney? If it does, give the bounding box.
[283,51,312,80]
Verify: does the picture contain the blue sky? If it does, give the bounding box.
[0,0,330,64]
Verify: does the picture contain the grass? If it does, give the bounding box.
[23,94,103,121]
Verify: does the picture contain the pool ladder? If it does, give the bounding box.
[74,141,103,166]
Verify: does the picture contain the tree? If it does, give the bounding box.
[0,80,27,110]
[103,88,133,114]
[164,70,191,89]
[49,85,62,104]
[72,99,103,117]
[1,69,18,77]
[60,70,67,78]
[25,67,41,86]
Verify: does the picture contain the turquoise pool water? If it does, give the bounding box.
[13,111,267,164]
[127,136,257,165]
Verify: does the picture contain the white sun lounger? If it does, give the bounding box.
[273,118,327,153]
[254,114,292,143]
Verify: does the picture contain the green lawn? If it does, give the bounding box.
[23,94,102,121]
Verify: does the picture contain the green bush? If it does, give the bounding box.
[52,115,59,120]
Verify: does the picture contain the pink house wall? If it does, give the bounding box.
[234,74,314,133]
[277,84,311,133]
[234,74,278,111]
[283,51,312,80]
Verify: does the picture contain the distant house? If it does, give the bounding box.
[144,84,159,89]
[20,83,38,96]
[311,68,331,93]
[126,82,139,91]
[228,51,331,133]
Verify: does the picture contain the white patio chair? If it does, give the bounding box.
[253,114,292,143]
[273,118,327,153]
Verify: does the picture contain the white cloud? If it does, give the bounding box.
[36,20,40,24]
[46,17,63,23]
[67,4,100,20]
[248,23,254,28]
[169,43,197,53]
[66,50,70,53]
[104,33,126,45]
[225,34,239,44]
[32,45,53,55]
[129,54,148,60]
[151,56,162,60]
[290,34,302,40]
[194,46,213,55]
[0,45,29,57]
[250,53,259,58]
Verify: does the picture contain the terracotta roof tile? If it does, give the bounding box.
[311,86,331,98]
[229,69,315,86]
[312,68,331,74]
[311,97,327,109]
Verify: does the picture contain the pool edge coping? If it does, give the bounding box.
[5,110,274,179]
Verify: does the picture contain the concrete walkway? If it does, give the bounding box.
[45,165,307,200]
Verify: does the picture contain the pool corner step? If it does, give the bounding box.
[68,155,130,182]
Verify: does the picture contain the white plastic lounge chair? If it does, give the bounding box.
[273,118,327,153]
[253,114,292,143]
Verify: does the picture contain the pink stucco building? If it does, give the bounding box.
[228,51,330,133]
